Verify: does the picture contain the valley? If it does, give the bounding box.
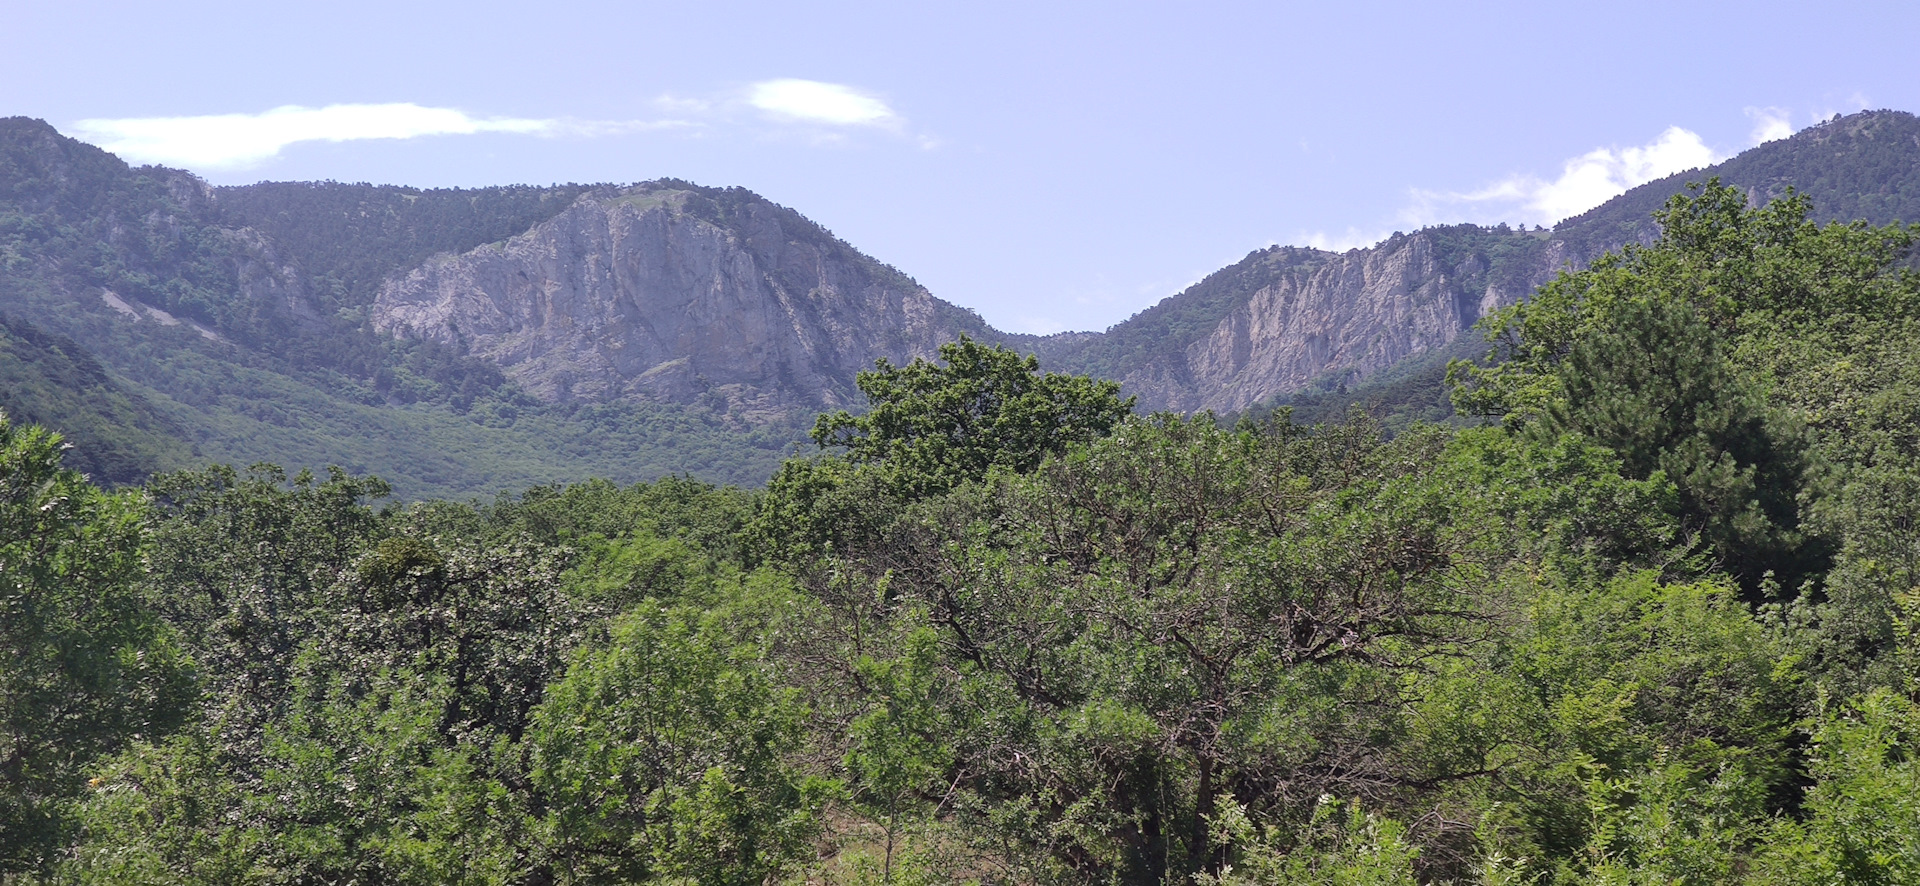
[5,111,1919,495]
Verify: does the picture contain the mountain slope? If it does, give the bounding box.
[0,118,801,495]
[4,110,1917,494]
[0,118,1004,494]
[0,312,195,484]
[1552,110,1920,258]
[1050,226,1563,413]
[1059,110,1920,415]
[372,182,1000,422]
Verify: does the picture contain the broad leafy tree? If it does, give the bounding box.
[0,413,191,874]
[811,335,1134,496]
[757,336,1131,563]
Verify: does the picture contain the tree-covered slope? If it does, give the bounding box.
[1190,110,1920,423]
[0,116,1030,494]
[210,180,590,310]
[0,119,890,495]
[14,190,1920,883]
[0,312,194,484]
[1553,109,1920,258]
[5,110,1919,496]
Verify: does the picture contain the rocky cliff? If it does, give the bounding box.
[9,110,1919,495]
[372,185,997,422]
[1051,110,1920,414]
[1042,227,1571,414]
[370,112,1920,423]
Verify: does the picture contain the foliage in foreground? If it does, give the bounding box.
[5,184,1920,883]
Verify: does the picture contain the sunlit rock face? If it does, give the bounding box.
[373,186,993,422]
[1080,231,1570,414]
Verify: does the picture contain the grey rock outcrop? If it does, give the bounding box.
[1045,229,1574,414]
[372,186,994,421]
[375,111,1920,423]
[1163,233,1572,412]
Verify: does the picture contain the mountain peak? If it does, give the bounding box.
[371,179,995,421]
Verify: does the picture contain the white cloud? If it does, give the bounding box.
[1404,126,1723,227]
[72,103,559,169]
[747,79,897,126]
[73,83,912,170]
[1298,228,1394,253]
[554,118,701,138]
[1811,92,1873,127]
[652,94,714,115]
[1746,106,1795,144]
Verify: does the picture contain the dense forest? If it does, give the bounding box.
[6,183,1920,884]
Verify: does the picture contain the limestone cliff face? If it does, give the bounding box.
[372,187,992,420]
[368,182,1575,421]
[1068,231,1573,414]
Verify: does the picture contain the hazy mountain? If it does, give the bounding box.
[2,110,1916,492]
[1037,226,1566,413]
[1043,110,1920,416]
[0,119,811,495]
[370,183,998,421]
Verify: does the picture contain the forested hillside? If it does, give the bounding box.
[6,113,1920,495]
[1551,110,1920,258]
[0,313,193,484]
[0,115,1031,495]
[1073,110,1920,419]
[0,118,808,495]
[6,184,1920,884]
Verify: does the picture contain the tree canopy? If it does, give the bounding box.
[11,182,1920,884]
[811,335,1134,496]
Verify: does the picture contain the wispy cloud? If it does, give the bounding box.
[746,79,898,126]
[1294,110,1834,253]
[75,81,916,170]
[71,103,586,169]
[1402,126,1723,228]
[1746,106,1794,144]
[1297,228,1395,253]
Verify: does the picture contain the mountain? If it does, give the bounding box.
[3,111,1918,493]
[1042,109,1920,416]
[0,119,863,495]
[370,183,997,422]
[1036,226,1567,413]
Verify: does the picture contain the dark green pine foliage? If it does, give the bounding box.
[22,117,1920,886]
[1546,296,1813,591]
[757,337,1133,562]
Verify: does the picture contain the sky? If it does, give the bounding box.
[8,1,1918,335]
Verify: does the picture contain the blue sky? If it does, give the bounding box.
[9,1,1918,334]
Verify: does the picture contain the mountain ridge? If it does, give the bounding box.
[370,181,999,422]
[3,110,1918,492]
[1042,109,1920,414]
